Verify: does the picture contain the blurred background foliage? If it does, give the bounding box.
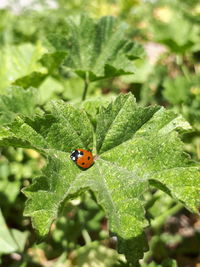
[0,0,200,266]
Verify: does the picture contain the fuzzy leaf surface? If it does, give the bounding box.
[47,16,144,81]
[0,94,199,264]
[0,100,93,152]
[0,86,39,125]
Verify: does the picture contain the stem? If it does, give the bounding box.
[82,73,89,101]
[197,139,200,159]
[176,55,190,81]
[181,64,190,81]
[82,229,91,245]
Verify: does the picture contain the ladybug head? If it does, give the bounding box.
[70,150,83,162]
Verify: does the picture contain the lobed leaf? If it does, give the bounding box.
[23,151,81,236]
[0,93,199,264]
[0,100,93,152]
[96,93,160,153]
[47,16,144,81]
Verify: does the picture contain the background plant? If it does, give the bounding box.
[0,0,200,266]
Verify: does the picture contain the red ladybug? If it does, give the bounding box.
[70,149,94,169]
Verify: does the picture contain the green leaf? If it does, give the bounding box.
[0,93,200,264]
[0,86,40,125]
[14,72,47,89]
[39,51,68,74]
[23,152,80,237]
[0,100,93,152]
[96,93,160,153]
[0,209,28,254]
[0,175,20,204]
[38,76,64,105]
[151,7,200,53]
[11,229,29,252]
[100,101,198,212]
[47,16,144,82]
[13,51,68,89]
[68,160,149,263]
[163,75,200,130]
[163,76,191,105]
[73,241,123,266]
[81,95,115,128]
[0,43,46,92]
[0,209,18,253]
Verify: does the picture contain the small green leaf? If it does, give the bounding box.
[0,43,45,92]
[13,51,68,89]
[151,8,199,53]
[0,209,18,253]
[163,75,200,130]
[39,51,68,74]
[14,72,47,89]
[163,76,191,105]
[11,229,29,252]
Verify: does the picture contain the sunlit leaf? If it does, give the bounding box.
[0,94,199,264]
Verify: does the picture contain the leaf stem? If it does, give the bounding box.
[176,55,190,81]
[82,229,91,245]
[82,73,89,101]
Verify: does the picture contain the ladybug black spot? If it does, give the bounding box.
[82,162,85,165]
[88,156,90,160]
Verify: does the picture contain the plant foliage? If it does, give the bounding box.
[0,92,199,264]
[47,16,144,82]
[0,3,200,265]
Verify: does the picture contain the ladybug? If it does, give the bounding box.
[70,149,94,169]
